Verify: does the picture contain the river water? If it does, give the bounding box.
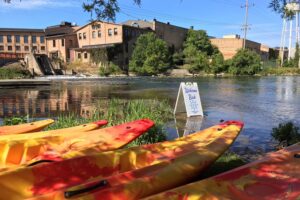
[0,76,299,158]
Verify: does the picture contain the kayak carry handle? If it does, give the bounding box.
[64,180,108,198]
[27,160,54,167]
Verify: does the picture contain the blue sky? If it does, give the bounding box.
[0,0,284,47]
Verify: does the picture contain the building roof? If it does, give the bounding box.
[45,22,78,37]
[0,28,44,33]
[122,20,153,29]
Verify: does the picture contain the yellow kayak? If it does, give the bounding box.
[3,121,243,200]
[0,119,54,135]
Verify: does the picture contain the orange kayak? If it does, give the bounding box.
[0,119,151,169]
[0,121,242,200]
[145,143,300,200]
[0,119,54,135]
[29,121,243,200]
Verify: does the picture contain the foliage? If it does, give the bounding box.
[184,29,216,56]
[46,99,173,146]
[206,52,225,74]
[260,66,300,75]
[0,68,31,79]
[99,62,122,76]
[269,0,298,19]
[271,122,300,147]
[228,49,262,75]
[172,51,184,66]
[199,152,246,179]
[3,116,28,125]
[129,32,170,76]
[82,0,141,21]
[183,29,222,74]
[183,46,209,74]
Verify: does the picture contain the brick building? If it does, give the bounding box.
[45,22,79,62]
[210,35,270,61]
[0,28,46,59]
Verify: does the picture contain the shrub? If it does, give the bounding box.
[271,122,300,147]
[0,68,31,79]
[99,62,122,76]
[228,49,262,75]
[129,32,170,76]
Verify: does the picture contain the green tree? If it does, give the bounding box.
[129,32,170,75]
[183,29,222,74]
[269,0,297,19]
[228,49,262,75]
[206,52,225,74]
[184,29,215,56]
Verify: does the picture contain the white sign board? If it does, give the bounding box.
[174,82,204,117]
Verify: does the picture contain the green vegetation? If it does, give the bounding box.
[183,29,222,74]
[46,99,173,146]
[271,122,300,147]
[0,68,31,79]
[3,116,28,125]
[99,62,122,76]
[260,66,300,75]
[200,152,246,179]
[228,49,262,75]
[130,32,170,76]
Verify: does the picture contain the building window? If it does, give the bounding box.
[69,40,73,46]
[84,52,88,59]
[125,43,129,53]
[24,46,29,51]
[41,46,45,51]
[0,35,3,43]
[24,35,28,43]
[79,33,82,40]
[0,46,4,51]
[98,30,101,38]
[61,39,65,47]
[15,46,21,51]
[78,53,81,59]
[114,28,118,35]
[83,33,86,39]
[7,35,12,43]
[53,40,56,47]
[108,29,112,36]
[32,36,37,44]
[92,24,101,30]
[32,46,37,51]
[15,35,20,43]
[40,36,45,43]
[7,46,12,51]
[92,31,96,39]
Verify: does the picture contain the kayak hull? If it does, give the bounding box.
[144,143,300,200]
[31,121,244,200]
[0,119,54,135]
[0,121,241,200]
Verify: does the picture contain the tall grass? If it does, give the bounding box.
[46,99,173,146]
[0,68,31,79]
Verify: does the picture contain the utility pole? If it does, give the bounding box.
[241,0,254,49]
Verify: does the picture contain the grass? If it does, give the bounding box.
[0,68,31,79]
[46,99,173,147]
[199,151,246,179]
[260,66,300,76]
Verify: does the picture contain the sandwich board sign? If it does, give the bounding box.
[174,82,203,117]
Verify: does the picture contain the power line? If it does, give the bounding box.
[241,0,254,49]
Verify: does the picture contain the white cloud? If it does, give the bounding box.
[0,0,82,10]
